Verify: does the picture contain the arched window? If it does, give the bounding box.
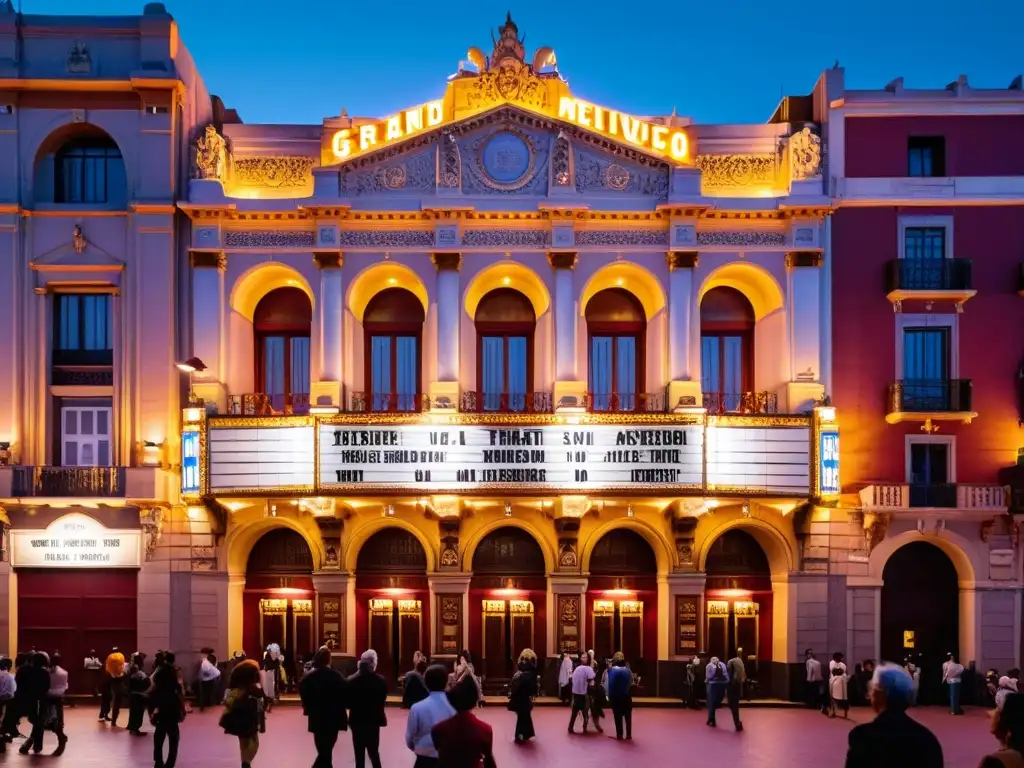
[54,135,126,204]
[364,288,424,412]
[585,288,645,412]
[474,288,535,412]
[254,287,311,414]
[700,287,755,413]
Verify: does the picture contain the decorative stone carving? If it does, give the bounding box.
[981,518,996,543]
[341,147,434,195]
[576,229,669,247]
[316,517,343,570]
[72,224,86,255]
[67,41,91,74]
[140,507,165,562]
[224,231,315,249]
[466,59,548,111]
[195,226,219,247]
[552,132,572,187]
[696,154,778,191]
[672,515,699,570]
[194,125,227,181]
[575,148,669,197]
[789,126,823,180]
[461,229,548,247]
[558,541,578,569]
[191,545,217,571]
[555,516,580,571]
[338,230,434,248]
[380,164,408,190]
[232,156,316,188]
[461,127,549,195]
[439,518,460,570]
[439,133,462,188]
[696,231,787,247]
[862,511,892,552]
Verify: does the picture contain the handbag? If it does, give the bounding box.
[219,695,258,737]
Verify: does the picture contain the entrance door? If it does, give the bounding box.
[706,599,760,675]
[259,598,314,660]
[481,599,534,680]
[592,599,643,665]
[367,597,423,686]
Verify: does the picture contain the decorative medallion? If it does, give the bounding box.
[558,541,578,569]
[480,129,534,189]
[440,543,459,568]
[604,163,631,191]
[381,163,408,190]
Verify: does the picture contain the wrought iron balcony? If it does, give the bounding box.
[51,366,114,386]
[703,391,778,415]
[585,392,667,413]
[12,466,126,497]
[859,482,1007,512]
[460,392,554,414]
[227,393,311,416]
[884,258,976,305]
[887,379,973,416]
[349,392,427,413]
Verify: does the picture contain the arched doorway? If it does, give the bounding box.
[704,530,773,682]
[586,529,657,681]
[354,528,429,687]
[700,286,755,413]
[469,527,547,688]
[243,528,315,668]
[881,541,959,704]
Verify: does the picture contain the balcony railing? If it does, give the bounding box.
[51,366,114,386]
[227,393,311,416]
[12,466,126,497]
[859,482,1008,511]
[585,392,667,413]
[885,258,972,293]
[460,392,554,414]
[887,379,972,413]
[349,392,427,413]
[703,391,778,415]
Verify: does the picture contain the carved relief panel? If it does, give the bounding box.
[573,147,669,197]
[435,594,463,656]
[555,594,581,654]
[459,124,551,195]
[340,146,436,195]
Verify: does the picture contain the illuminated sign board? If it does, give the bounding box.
[818,431,840,496]
[182,429,200,495]
[330,95,690,164]
[10,513,142,569]
[205,422,812,495]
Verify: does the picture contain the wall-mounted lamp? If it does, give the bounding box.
[176,357,207,405]
[142,440,163,467]
[384,504,395,517]
[626,503,634,518]
[504,501,512,517]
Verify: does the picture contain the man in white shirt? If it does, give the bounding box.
[805,649,825,712]
[568,651,597,734]
[941,653,964,715]
[198,653,221,712]
[0,657,15,753]
[405,665,455,767]
[705,656,730,727]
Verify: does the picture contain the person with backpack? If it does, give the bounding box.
[705,655,730,727]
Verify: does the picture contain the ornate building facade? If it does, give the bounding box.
[0,5,1017,700]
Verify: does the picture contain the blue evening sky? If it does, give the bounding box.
[22,0,1023,125]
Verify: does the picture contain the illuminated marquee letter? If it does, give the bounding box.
[426,100,444,127]
[405,107,423,134]
[621,114,641,145]
[332,129,352,159]
[386,116,403,141]
[670,131,689,161]
[593,105,605,132]
[359,124,378,151]
[577,101,593,127]
[558,96,577,122]
[651,125,669,152]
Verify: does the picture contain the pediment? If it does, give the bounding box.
[31,230,124,272]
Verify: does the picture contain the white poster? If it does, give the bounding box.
[10,512,142,569]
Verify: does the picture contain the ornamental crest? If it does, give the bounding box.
[194,125,227,181]
[789,126,822,180]
[467,61,548,111]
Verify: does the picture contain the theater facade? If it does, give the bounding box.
[0,4,1019,701]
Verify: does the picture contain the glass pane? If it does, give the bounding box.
[64,441,78,466]
[371,336,391,410]
[589,336,613,411]
[927,444,948,484]
[481,336,504,411]
[723,336,744,411]
[81,443,94,467]
[395,336,417,411]
[98,440,110,467]
[80,410,94,436]
[82,295,111,351]
[290,336,311,397]
[63,409,78,436]
[58,295,80,350]
[262,336,286,410]
[96,409,109,437]
[701,336,719,395]
[616,336,636,410]
[507,337,528,412]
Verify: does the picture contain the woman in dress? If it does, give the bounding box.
[557,651,573,705]
[829,664,849,718]
[220,659,264,768]
[508,649,538,744]
[450,650,482,706]
[259,649,277,713]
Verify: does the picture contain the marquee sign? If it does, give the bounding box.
[206,421,813,495]
[10,512,142,569]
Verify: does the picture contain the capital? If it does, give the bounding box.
[547,251,578,270]
[431,252,462,271]
[190,250,226,270]
[785,251,822,268]
[313,251,344,269]
[666,251,699,271]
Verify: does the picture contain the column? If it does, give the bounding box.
[312,253,344,408]
[785,252,825,412]
[33,289,48,465]
[190,251,227,413]
[547,576,587,664]
[548,251,584,408]
[312,571,353,659]
[428,573,471,660]
[666,251,702,409]
[429,253,461,407]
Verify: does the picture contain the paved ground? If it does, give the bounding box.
[7,703,997,767]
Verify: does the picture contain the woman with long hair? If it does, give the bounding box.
[450,650,482,706]
[220,659,264,768]
[509,648,538,744]
[980,692,1024,767]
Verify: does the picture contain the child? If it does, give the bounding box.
[829,664,849,718]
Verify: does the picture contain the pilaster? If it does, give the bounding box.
[666,250,702,409]
[429,252,462,409]
[547,575,587,656]
[312,251,344,409]
[190,250,228,414]
[548,251,584,408]
[429,572,472,659]
[785,251,825,412]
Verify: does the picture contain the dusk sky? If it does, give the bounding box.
[22,0,1024,125]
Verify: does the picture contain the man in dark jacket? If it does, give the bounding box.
[300,647,348,768]
[846,663,943,768]
[18,653,52,756]
[346,649,388,768]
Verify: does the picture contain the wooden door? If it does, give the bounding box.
[368,599,395,682]
[592,600,615,662]
[398,600,422,675]
[260,599,288,651]
[509,600,534,666]
[292,599,314,659]
[706,600,729,661]
[619,600,643,664]
[482,600,506,679]
[734,600,759,677]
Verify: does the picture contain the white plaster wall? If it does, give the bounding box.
[755,309,789,395]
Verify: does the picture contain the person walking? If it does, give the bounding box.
[830,663,850,719]
[220,659,264,768]
[199,653,221,712]
[347,649,387,768]
[943,653,965,715]
[726,649,746,731]
[508,649,538,744]
[260,648,279,714]
[84,650,103,698]
[567,650,596,734]
[432,675,496,768]
[607,652,633,741]
[402,659,429,709]
[18,652,53,756]
[299,647,348,768]
[557,651,573,705]
[126,653,150,735]
[845,663,943,768]
[41,652,69,756]
[149,653,186,768]
[705,655,729,727]
[806,650,825,711]
[405,664,455,767]
[100,646,126,725]
[0,657,14,753]
[4,653,32,742]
